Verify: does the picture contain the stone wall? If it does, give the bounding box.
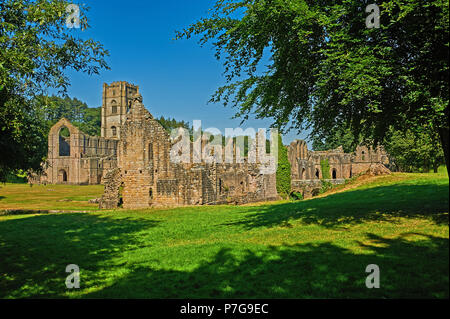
[288,139,391,198]
[34,118,118,185]
[100,93,278,209]
[288,141,390,182]
[99,168,121,209]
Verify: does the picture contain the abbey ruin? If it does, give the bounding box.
[35,81,391,208]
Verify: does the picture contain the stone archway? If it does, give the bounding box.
[58,169,68,183]
[332,168,337,179]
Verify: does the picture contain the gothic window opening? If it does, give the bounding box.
[59,126,70,157]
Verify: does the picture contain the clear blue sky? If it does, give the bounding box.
[65,0,310,146]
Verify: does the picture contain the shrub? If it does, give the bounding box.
[290,191,303,201]
[5,171,27,184]
[319,180,333,194]
[276,134,291,199]
[320,158,331,179]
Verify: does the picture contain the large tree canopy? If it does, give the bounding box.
[177,0,449,173]
[0,0,109,181]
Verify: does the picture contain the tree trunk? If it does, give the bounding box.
[438,126,449,177]
[433,162,439,173]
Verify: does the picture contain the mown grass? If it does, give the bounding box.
[0,184,104,211]
[0,170,448,298]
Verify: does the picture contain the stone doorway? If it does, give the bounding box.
[58,169,68,183]
[332,168,337,179]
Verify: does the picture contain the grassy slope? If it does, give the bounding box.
[0,170,448,298]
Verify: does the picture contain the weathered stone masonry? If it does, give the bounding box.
[100,93,278,209]
[37,118,118,185]
[287,140,391,198]
[36,81,391,207]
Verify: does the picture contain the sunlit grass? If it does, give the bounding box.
[0,184,103,211]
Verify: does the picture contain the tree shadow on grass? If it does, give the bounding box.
[85,233,449,299]
[227,183,449,230]
[0,213,160,298]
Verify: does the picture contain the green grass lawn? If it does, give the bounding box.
[0,170,448,298]
[0,183,104,211]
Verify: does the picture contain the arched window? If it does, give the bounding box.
[361,151,366,161]
[315,169,320,179]
[111,126,117,137]
[59,126,70,157]
[301,168,306,180]
[332,169,337,179]
[111,100,118,114]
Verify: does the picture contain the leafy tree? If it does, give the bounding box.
[384,127,445,173]
[311,125,357,153]
[177,0,449,175]
[0,0,109,181]
[33,95,101,136]
[156,116,190,133]
[276,133,291,199]
[80,106,102,136]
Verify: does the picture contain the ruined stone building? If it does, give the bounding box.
[34,81,137,185]
[36,82,277,208]
[99,93,278,209]
[287,140,390,198]
[40,118,118,185]
[36,81,390,207]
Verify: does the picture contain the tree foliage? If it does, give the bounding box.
[156,116,190,133]
[311,125,357,153]
[177,0,449,174]
[384,127,445,173]
[33,95,101,136]
[0,0,109,181]
[320,158,330,180]
[276,133,291,198]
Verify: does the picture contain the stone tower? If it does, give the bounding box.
[101,81,139,139]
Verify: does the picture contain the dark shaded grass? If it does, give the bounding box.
[86,233,448,299]
[0,214,160,298]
